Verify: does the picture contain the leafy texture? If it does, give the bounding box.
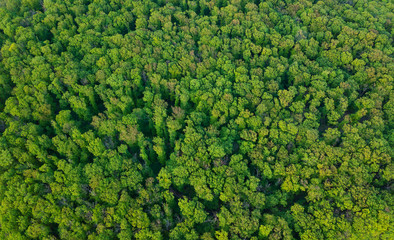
[0,0,393,239]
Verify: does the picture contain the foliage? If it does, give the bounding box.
[0,0,393,239]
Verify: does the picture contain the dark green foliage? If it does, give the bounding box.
[0,0,393,239]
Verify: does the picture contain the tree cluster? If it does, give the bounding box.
[0,0,393,239]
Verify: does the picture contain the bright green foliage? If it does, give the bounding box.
[0,0,393,239]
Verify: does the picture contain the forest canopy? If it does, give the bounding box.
[0,0,393,239]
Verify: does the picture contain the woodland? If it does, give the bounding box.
[0,0,393,239]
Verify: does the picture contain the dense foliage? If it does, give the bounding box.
[0,0,393,239]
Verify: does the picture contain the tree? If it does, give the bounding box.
[0,0,392,239]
